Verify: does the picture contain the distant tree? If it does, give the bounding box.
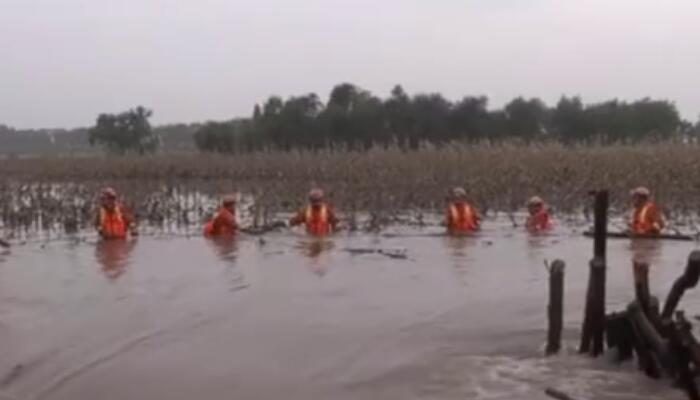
[262,96,283,117]
[449,96,490,141]
[550,96,590,142]
[253,104,262,120]
[88,106,159,154]
[194,122,235,153]
[504,97,547,139]
[320,83,387,148]
[384,85,412,141]
[408,93,452,146]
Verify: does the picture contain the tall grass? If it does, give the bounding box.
[2,141,700,235]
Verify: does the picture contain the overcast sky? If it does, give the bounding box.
[1,0,699,129]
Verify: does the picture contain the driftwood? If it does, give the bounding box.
[545,387,577,400]
[662,251,700,320]
[546,260,565,355]
[627,301,672,371]
[344,248,408,259]
[583,231,695,241]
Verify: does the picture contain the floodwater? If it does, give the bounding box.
[1,220,698,400]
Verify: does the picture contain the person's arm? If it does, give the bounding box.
[444,206,452,228]
[652,205,665,231]
[94,210,102,231]
[122,206,138,236]
[472,205,482,228]
[289,209,305,227]
[328,207,339,229]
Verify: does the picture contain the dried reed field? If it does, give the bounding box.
[2,141,700,235]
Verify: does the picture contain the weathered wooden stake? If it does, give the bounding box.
[547,260,565,355]
[590,257,607,356]
[662,251,700,320]
[592,190,608,261]
[580,190,608,356]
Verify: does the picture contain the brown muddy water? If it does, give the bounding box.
[1,219,699,400]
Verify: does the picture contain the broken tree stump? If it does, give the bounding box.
[675,311,700,373]
[664,317,700,400]
[547,260,565,355]
[662,251,700,320]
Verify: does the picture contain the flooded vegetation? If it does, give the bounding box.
[3,141,700,240]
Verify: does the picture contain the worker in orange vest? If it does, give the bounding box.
[289,188,338,236]
[445,187,480,234]
[629,186,665,235]
[525,196,553,232]
[95,187,134,240]
[203,194,238,236]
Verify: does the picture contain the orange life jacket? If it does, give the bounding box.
[99,205,127,239]
[448,202,479,233]
[203,207,237,236]
[305,204,331,236]
[527,210,552,232]
[631,202,662,235]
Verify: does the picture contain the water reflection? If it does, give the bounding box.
[296,238,334,277]
[205,236,247,292]
[628,239,663,266]
[444,236,477,284]
[95,239,136,280]
[206,236,238,263]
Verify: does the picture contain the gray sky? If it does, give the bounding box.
[1,0,699,129]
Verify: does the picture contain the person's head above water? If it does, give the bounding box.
[308,188,324,206]
[527,196,545,215]
[222,194,236,212]
[100,187,118,211]
[631,186,651,208]
[451,187,467,202]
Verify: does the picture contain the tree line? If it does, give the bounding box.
[6,83,696,156]
[193,83,697,153]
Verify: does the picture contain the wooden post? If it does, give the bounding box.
[593,190,608,261]
[580,190,608,356]
[547,260,565,355]
[662,251,700,320]
[580,258,607,355]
